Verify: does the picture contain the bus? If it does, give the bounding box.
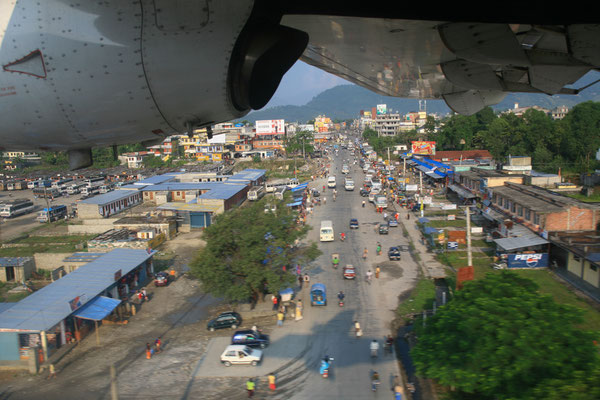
[99,184,115,194]
[81,185,100,196]
[0,199,35,218]
[247,186,265,201]
[51,178,73,189]
[319,220,334,242]
[27,179,51,189]
[37,205,68,223]
[84,177,105,187]
[274,186,287,200]
[66,182,86,195]
[33,187,61,199]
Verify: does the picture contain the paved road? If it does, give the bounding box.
[278,149,419,399]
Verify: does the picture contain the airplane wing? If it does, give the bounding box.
[1,0,598,168]
[282,14,596,115]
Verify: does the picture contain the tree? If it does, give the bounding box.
[189,199,320,303]
[411,271,600,400]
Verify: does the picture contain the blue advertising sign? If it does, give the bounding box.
[447,241,458,250]
[507,253,549,268]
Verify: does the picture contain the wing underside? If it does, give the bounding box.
[281,15,599,114]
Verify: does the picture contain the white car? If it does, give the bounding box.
[220,345,263,367]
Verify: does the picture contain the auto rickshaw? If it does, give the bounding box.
[331,253,340,269]
[310,283,327,306]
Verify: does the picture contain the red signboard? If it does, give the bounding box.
[456,266,474,290]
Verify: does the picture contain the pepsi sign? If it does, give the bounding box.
[507,253,549,268]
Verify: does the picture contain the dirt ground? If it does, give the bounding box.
[0,229,280,399]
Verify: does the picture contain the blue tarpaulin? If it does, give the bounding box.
[72,296,121,321]
[418,217,430,224]
[291,183,308,191]
[424,227,441,235]
[286,200,303,207]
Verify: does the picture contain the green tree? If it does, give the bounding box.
[189,199,320,303]
[411,271,600,400]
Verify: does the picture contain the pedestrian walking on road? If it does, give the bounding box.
[268,373,276,391]
[303,274,310,283]
[272,295,278,311]
[246,378,255,397]
[298,275,303,289]
[295,301,303,321]
[375,266,380,279]
[155,337,162,353]
[277,311,284,327]
[146,342,152,359]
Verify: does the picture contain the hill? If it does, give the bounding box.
[243,71,600,123]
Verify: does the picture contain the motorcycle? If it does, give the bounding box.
[337,292,345,307]
[320,356,334,378]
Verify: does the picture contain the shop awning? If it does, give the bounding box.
[72,296,121,321]
[286,200,303,207]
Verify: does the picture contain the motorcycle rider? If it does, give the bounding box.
[337,291,345,304]
[340,232,346,241]
[363,248,368,260]
[366,269,373,282]
[362,200,366,208]
[319,355,331,376]
[370,340,379,358]
[371,371,380,391]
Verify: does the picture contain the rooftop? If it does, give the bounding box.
[78,189,139,206]
[0,249,155,332]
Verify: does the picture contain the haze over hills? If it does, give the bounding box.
[243,71,600,123]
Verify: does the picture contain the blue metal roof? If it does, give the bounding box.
[0,249,155,332]
[198,184,247,199]
[229,169,266,181]
[135,174,177,185]
[72,296,121,321]
[79,189,139,206]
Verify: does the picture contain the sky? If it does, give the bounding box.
[265,60,349,108]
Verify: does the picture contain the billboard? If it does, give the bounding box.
[255,119,285,135]
[507,253,549,268]
[411,141,436,155]
[376,104,387,115]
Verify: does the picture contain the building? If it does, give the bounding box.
[0,258,35,283]
[77,189,143,219]
[489,182,600,234]
[0,249,155,369]
[432,150,493,163]
[551,105,570,120]
[119,152,154,168]
[550,230,600,294]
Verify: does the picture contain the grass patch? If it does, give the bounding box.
[0,234,95,256]
[564,192,600,203]
[396,277,437,320]
[427,220,467,228]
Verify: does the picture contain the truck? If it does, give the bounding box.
[319,220,334,242]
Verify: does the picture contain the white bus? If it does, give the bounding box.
[66,182,86,195]
[319,220,334,242]
[274,186,286,200]
[0,199,35,218]
[81,185,100,196]
[99,184,115,194]
[84,177,105,187]
[375,195,388,209]
[247,186,265,201]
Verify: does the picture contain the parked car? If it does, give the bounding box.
[378,223,389,235]
[153,271,170,287]
[349,218,359,229]
[207,311,242,331]
[220,345,263,366]
[387,218,398,227]
[360,188,369,197]
[231,330,270,348]
[388,246,401,261]
[343,265,356,279]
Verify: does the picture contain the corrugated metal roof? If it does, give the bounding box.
[135,174,177,185]
[198,184,246,199]
[229,169,266,181]
[494,234,549,252]
[0,249,155,332]
[0,257,32,267]
[78,189,139,206]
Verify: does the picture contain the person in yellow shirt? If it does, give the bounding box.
[268,373,276,390]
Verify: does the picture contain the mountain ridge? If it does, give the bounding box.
[243,71,600,123]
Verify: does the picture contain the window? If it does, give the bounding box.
[525,208,531,220]
[534,213,540,225]
[518,206,523,217]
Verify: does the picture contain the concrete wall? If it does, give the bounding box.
[67,218,118,235]
[33,253,87,272]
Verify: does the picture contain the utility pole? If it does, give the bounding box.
[466,206,472,267]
